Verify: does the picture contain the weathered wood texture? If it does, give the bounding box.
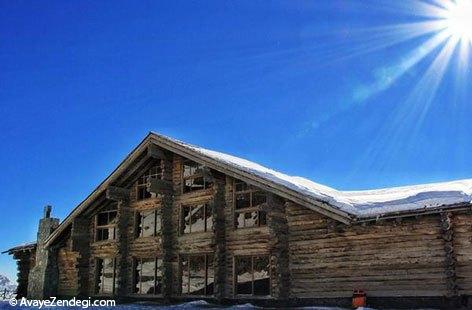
[71,217,91,297]
[211,176,227,301]
[224,176,270,297]
[265,196,290,299]
[173,155,214,295]
[451,211,472,295]
[286,203,448,298]
[57,239,79,297]
[13,250,35,298]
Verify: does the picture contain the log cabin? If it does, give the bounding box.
[4,132,472,308]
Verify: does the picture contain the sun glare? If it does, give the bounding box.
[444,0,472,42]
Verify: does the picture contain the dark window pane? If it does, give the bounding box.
[181,257,189,294]
[108,211,117,225]
[252,192,267,207]
[96,228,109,241]
[155,259,163,294]
[133,259,140,294]
[235,192,251,209]
[236,256,253,295]
[253,256,270,296]
[189,256,206,295]
[135,214,142,238]
[97,213,109,226]
[206,256,214,295]
[204,178,213,190]
[181,206,192,234]
[191,205,205,233]
[258,211,267,227]
[235,181,249,192]
[137,186,152,200]
[95,259,104,294]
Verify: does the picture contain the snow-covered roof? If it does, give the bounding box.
[167,134,472,219]
[43,133,472,247]
[2,242,36,254]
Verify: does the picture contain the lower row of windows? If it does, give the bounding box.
[94,254,270,296]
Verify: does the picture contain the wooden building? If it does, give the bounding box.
[4,132,472,308]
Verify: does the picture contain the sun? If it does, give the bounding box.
[443,0,472,43]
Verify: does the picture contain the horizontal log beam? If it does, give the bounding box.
[106,186,130,201]
[147,179,173,194]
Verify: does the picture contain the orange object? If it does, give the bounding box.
[352,289,366,308]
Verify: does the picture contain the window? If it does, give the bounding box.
[137,165,163,200]
[182,160,213,193]
[136,209,161,238]
[234,180,267,229]
[95,206,118,241]
[180,254,214,295]
[133,257,163,295]
[180,204,213,234]
[95,258,117,294]
[235,255,270,296]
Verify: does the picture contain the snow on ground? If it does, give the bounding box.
[0,300,373,309]
[162,134,472,219]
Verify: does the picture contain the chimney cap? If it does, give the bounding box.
[44,205,52,218]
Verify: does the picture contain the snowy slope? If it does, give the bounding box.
[162,134,472,219]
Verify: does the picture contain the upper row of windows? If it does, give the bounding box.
[136,160,213,201]
[95,179,268,242]
[94,159,269,241]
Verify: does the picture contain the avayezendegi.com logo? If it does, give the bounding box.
[9,297,116,309]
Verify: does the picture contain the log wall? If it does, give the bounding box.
[223,176,270,297]
[452,211,472,295]
[286,203,449,298]
[57,239,79,297]
[13,250,36,298]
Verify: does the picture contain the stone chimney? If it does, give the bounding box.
[27,205,60,299]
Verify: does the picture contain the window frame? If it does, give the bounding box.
[132,257,163,295]
[181,159,212,194]
[233,254,271,297]
[95,257,117,295]
[180,253,214,296]
[94,206,118,242]
[233,180,267,229]
[136,164,163,201]
[179,203,213,235]
[135,209,161,238]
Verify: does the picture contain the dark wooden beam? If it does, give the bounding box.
[106,186,130,202]
[265,195,291,300]
[147,144,168,160]
[147,179,173,194]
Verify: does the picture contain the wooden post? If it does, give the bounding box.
[106,186,130,297]
[147,155,175,301]
[264,196,291,300]
[440,212,459,298]
[71,217,91,297]
[211,175,227,301]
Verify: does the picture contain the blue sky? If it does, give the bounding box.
[1,0,471,280]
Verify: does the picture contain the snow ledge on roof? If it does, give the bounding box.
[163,134,472,219]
